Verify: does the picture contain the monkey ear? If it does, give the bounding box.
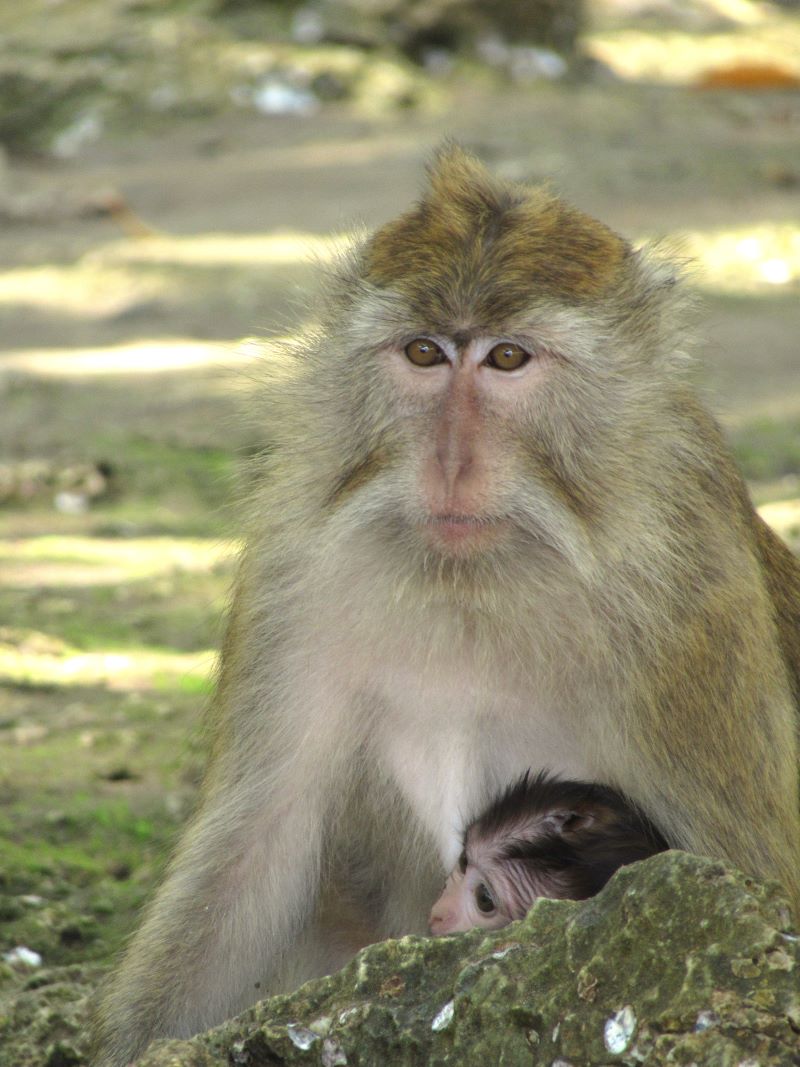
[542,808,596,838]
[631,244,682,291]
[624,244,695,370]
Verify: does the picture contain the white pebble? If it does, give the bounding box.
[604,1005,636,1054]
[54,491,89,515]
[286,1023,318,1050]
[3,946,42,967]
[431,999,454,1031]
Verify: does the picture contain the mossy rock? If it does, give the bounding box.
[137,852,799,1066]
[2,853,798,1065]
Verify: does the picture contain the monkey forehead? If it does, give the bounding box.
[363,146,631,326]
[467,812,554,856]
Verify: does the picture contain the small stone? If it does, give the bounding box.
[765,947,793,971]
[286,1023,318,1050]
[431,1000,454,1032]
[3,946,43,967]
[54,490,89,514]
[604,1005,636,1054]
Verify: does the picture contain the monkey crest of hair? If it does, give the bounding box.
[365,146,631,322]
[91,146,800,1067]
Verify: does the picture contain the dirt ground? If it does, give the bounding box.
[3,80,800,442]
[1,8,799,1049]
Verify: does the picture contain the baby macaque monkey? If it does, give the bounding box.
[429,771,668,934]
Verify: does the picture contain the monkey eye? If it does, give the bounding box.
[405,338,446,367]
[484,342,531,372]
[475,883,496,914]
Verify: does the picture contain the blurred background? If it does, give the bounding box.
[0,0,799,1055]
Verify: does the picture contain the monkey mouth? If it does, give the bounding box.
[423,514,508,552]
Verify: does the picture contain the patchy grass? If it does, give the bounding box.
[0,516,228,968]
[0,672,206,966]
[0,793,183,965]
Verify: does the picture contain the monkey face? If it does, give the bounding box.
[383,330,560,556]
[294,150,680,583]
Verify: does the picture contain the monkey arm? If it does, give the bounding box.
[90,744,333,1066]
[608,565,800,918]
[753,512,800,709]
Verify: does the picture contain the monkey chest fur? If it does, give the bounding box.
[366,643,595,870]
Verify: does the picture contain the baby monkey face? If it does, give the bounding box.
[429,853,516,934]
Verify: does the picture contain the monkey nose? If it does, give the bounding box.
[428,906,448,936]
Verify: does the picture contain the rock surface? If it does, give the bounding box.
[0,963,102,1067]
[2,852,798,1065]
[9,852,785,1067]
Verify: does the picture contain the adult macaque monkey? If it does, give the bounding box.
[429,771,668,934]
[92,146,800,1066]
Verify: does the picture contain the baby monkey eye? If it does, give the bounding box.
[475,883,496,914]
[405,338,446,367]
[485,342,530,372]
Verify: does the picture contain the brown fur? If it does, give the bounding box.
[92,147,800,1067]
[754,514,800,709]
[365,146,630,325]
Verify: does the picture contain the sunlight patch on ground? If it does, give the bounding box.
[88,231,351,268]
[587,16,800,84]
[0,231,346,319]
[0,631,216,691]
[0,536,237,589]
[0,264,173,318]
[640,223,800,294]
[0,337,290,378]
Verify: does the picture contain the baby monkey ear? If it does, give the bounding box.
[541,806,598,838]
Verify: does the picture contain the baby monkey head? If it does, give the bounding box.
[429,770,667,934]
